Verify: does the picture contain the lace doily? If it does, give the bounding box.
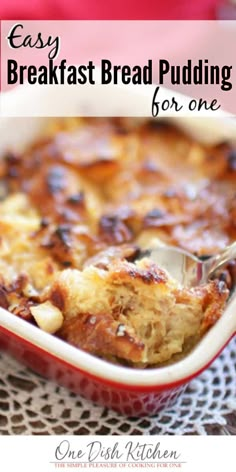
[0,338,235,436]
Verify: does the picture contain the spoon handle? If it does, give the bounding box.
[205,241,236,279]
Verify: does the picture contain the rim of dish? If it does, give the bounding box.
[0,294,235,387]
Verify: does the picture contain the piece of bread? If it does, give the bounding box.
[49,257,228,366]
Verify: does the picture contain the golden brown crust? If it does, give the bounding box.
[0,118,234,366]
[58,313,145,364]
[47,259,228,365]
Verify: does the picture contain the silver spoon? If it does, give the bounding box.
[137,241,236,288]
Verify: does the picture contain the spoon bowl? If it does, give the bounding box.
[137,242,236,289]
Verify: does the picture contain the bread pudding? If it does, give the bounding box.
[0,118,235,367]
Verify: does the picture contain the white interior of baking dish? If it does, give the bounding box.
[0,84,235,387]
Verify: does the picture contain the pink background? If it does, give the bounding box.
[1,20,236,115]
[0,0,220,21]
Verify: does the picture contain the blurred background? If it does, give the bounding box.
[0,0,236,20]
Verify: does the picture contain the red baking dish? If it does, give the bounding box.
[0,85,235,416]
